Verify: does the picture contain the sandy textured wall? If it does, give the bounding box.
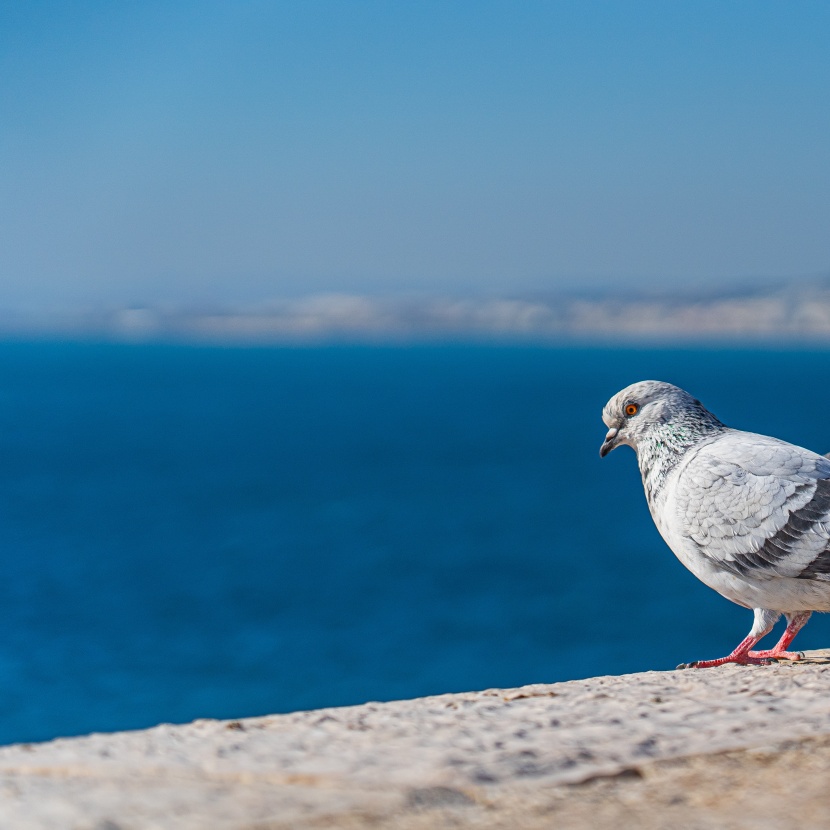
[0,653,829,828]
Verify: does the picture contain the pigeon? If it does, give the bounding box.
[600,380,830,668]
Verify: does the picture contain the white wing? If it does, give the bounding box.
[674,431,830,581]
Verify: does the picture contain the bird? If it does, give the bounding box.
[600,380,830,669]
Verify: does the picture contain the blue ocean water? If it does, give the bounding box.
[0,343,829,745]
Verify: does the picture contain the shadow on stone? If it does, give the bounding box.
[406,786,475,810]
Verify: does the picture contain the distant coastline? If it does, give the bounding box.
[4,276,830,344]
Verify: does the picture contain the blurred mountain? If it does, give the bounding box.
[4,275,830,344]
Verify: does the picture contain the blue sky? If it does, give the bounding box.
[1,1,829,311]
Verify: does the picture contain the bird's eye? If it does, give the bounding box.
[624,403,639,417]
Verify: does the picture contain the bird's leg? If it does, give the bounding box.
[679,634,770,669]
[748,611,811,660]
[679,608,780,669]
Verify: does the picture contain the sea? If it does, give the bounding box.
[0,342,828,745]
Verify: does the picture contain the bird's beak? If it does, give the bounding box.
[599,428,620,458]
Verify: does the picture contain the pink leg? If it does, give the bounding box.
[678,633,773,669]
[678,608,780,670]
[749,611,811,661]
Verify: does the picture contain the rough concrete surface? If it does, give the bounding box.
[2,652,830,828]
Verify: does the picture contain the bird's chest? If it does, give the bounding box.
[647,484,723,589]
[639,445,718,579]
[643,461,750,603]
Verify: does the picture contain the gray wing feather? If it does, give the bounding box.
[675,431,830,580]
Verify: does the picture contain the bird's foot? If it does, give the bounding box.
[677,654,774,669]
[748,649,805,661]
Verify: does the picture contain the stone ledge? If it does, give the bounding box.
[1,651,830,828]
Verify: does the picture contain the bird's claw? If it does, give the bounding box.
[677,655,774,669]
[772,650,806,662]
[748,649,806,662]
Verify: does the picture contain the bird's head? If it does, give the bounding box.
[599,380,721,458]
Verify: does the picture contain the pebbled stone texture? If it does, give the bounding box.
[1,652,830,828]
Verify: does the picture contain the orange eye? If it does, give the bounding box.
[625,403,639,417]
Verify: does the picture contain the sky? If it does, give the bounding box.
[1,1,829,312]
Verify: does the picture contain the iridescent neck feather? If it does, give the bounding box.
[637,410,725,508]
